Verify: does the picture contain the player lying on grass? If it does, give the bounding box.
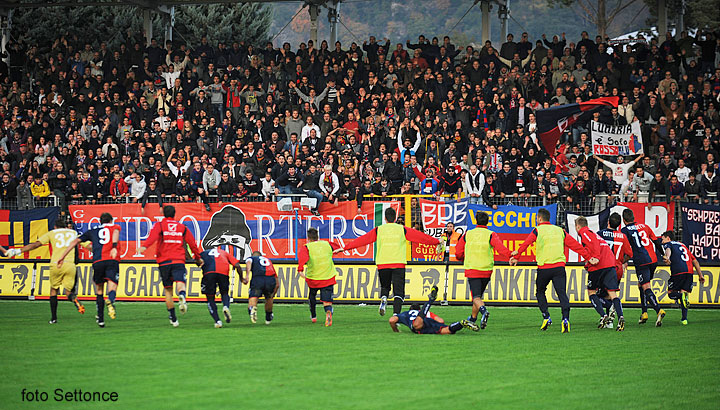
[245,251,279,325]
[389,286,478,334]
[574,216,626,332]
[198,246,241,328]
[57,212,120,328]
[7,219,86,323]
[661,231,705,325]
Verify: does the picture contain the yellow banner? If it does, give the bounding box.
[1,261,719,306]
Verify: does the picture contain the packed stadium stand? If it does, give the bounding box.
[0,28,719,228]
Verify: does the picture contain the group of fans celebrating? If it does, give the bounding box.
[0,203,705,333]
[0,27,719,216]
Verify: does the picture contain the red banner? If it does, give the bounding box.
[69,201,385,262]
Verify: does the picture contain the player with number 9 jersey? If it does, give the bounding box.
[80,224,122,264]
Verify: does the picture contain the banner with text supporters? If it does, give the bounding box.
[0,207,60,259]
[566,202,675,262]
[591,120,644,156]
[68,202,391,262]
[2,261,720,306]
[415,198,469,261]
[681,202,720,264]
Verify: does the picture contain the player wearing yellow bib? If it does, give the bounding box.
[7,219,85,323]
[298,228,341,326]
[337,207,441,316]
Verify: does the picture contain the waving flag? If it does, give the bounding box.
[536,96,619,155]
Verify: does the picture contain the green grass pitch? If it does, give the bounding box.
[1,300,719,409]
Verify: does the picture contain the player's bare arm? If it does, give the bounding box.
[56,238,83,267]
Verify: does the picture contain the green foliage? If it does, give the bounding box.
[10,1,273,49]
[1,302,719,407]
[645,0,720,30]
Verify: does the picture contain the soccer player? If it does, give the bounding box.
[597,212,633,327]
[574,216,626,331]
[245,251,279,325]
[7,219,85,323]
[57,212,121,328]
[298,228,340,326]
[138,205,202,327]
[198,246,242,328]
[661,231,705,325]
[336,207,440,316]
[389,286,478,334]
[512,208,597,333]
[620,209,666,326]
[455,211,516,329]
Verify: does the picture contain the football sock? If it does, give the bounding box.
[470,315,477,322]
[644,288,660,313]
[420,299,432,317]
[601,298,613,309]
[96,295,104,321]
[449,322,463,333]
[221,294,230,309]
[178,290,187,299]
[323,305,333,314]
[206,296,220,322]
[309,295,317,319]
[589,294,606,316]
[168,307,177,322]
[639,288,648,313]
[248,307,252,315]
[612,298,624,318]
[393,296,403,315]
[67,292,76,302]
[50,296,58,321]
[542,311,550,320]
[480,305,487,315]
[681,305,688,321]
[266,311,273,321]
[108,290,116,304]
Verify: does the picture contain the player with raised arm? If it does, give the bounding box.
[455,211,517,329]
[597,212,633,326]
[298,228,340,326]
[7,219,85,323]
[512,208,598,333]
[137,205,202,328]
[245,251,279,325]
[574,216,627,331]
[389,286,478,334]
[620,208,666,326]
[198,246,242,328]
[336,207,441,316]
[661,231,705,325]
[57,212,120,328]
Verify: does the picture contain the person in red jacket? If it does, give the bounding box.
[109,172,128,202]
[574,216,626,332]
[138,205,202,327]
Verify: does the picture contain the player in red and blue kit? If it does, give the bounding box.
[597,212,633,327]
[661,231,705,325]
[574,216,626,331]
[244,251,278,325]
[138,206,202,327]
[58,212,121,328]
[388,286,478,334]
[198,246,242,328]
[620,208,667,326]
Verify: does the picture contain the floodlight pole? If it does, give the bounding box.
[328,0,339,46]
[309,2,319,47]
[0,8,11,66]
[143,8,153,47]
[657,0,667,38]
[498,0,509,41]
[480,0,491,44]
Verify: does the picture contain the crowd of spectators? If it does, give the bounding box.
[0,27,719,217]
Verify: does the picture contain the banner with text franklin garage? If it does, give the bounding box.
[68,202,385,262]
[681,202,720,264]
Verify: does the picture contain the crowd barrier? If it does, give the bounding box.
[1,260,719,307]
